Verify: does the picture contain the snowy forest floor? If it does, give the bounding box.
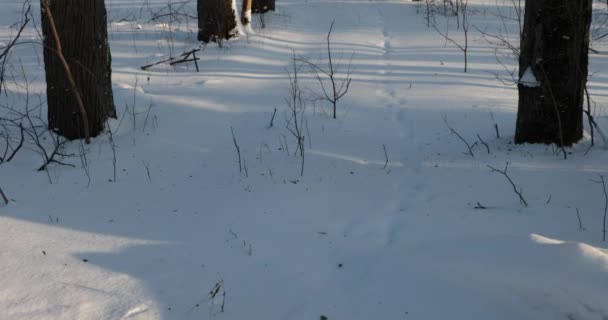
[1,0,608,319]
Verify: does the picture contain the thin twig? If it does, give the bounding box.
[0,187,8,205]
[297,21,352,119]
[0,4,31,95]
[382,144,389,169]
[477,134,490,154]
[474,202,487,209]
[305,119,312,149]
[6,123,24,162]
[443,114,474,157]
[106,120,117,182]
[268,107,277,129]
[576,208,585,230]
[599,176,607,241]
[487,162,528,207]
[585,85,594,146]
[286,52,306,176]
[230,126,242,174]
[142,160,152,181]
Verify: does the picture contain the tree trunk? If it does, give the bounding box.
[252,0,275,13]
[241,0,252,26]
[198,0,238,44]
[41,0,116,140]
[515,0,592,146]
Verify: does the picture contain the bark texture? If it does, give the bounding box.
[197,0,238,43]
[515,0,592,146]
[252,0,275,13]
[41,0,116,140]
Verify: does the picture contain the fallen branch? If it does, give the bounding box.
[141,48,201,71]
[474,202,487,209]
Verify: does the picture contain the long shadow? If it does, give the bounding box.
[2,0,608,319]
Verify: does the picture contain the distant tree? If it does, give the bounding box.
[252,0,275,13]
[41,0,116,141]
[198,0,238,44]
[515,0,592,146]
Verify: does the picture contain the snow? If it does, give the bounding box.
[1,0,608,319]
[520,66,541,88]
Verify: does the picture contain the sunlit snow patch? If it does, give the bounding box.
[519,67,541,88]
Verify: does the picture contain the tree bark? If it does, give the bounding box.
[198,0,238,44]
[252,0,275,13]
[41,0,116,140]
[515,0,592,146]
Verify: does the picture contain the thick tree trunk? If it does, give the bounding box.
[241,0,252,26]
[197,0,238,43]
[41,0,116,140]
[515,0,592,146]
[252,0,275,13]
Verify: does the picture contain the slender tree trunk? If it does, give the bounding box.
[241,0,252,26]
[515,0,592,146]
[252,0,275,13]
[197,0,238,44]
[41,0,116,140]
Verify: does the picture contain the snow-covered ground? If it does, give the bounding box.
[1,0,608,319]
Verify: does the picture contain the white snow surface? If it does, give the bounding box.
[520,66,541,88]
[1,0,608,319]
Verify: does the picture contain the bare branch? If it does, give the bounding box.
[487,162,528,207]
[477,134,490,154]
[592,175,608,241]
[299,21,352,119]
[230,126,242,174]
[0,3,31,95]
[443,114,474,157]
[0,187,8,205]
[382,144,389,169]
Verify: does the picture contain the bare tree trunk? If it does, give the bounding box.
[198,0,238,44]
[515,0,592,146]
[241,0,252,26]
[41,0,116,140]
[252,0,275,13]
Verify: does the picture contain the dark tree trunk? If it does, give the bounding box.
[41,0,116,140]
[197,0,238,44]
[252,0,275,13]
[515,0,592,146]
